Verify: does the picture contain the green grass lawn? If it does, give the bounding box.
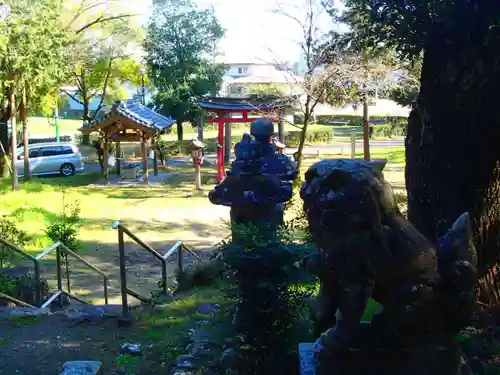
[301,147,406,189]
[302,146,405,167]
[0,165,230,303]
[26,116,334,138]
[27,117,83,136]
[368,146,406,164]
[26,116,396,141]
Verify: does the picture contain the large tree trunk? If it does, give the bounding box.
[176,119,183,141]
[0,100,12,178]
[9,90,18,191]
[21,87,30,181]
[81,100,91,145]
[405,34,500,303]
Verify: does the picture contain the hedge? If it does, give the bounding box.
[28,135,74,144]
[293,114,408,126]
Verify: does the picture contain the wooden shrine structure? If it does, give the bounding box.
[197,97,293,182]
[79,100,175,185]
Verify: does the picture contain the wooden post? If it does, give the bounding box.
[195,163,202,190]
[21,87,30,181]
[116,141,121,176]
[9,89,18,191]
[363,87,370,161]
[141,133,148,183]
[224,120,231,164]
[152,137,158,176]
[103,137,109,185]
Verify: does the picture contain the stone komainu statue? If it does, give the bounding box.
[300,159,477,375]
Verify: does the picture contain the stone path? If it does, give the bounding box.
[0,309,125,375]
[88,171,173,187]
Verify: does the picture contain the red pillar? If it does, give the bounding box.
[217,116,225,182]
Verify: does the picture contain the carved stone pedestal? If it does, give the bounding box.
[314,323,470,375]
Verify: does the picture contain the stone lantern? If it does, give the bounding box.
[189,138,205,190]
[208,118,297,243]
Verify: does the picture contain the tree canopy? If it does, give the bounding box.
[336,0,500,296]
[145,0,226,140]
[0,0,71,120]
[327,0,500,61]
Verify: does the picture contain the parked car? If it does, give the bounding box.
[15,142,84,177]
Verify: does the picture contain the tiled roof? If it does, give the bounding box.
[112,100,176,130]
[81,100,176,132]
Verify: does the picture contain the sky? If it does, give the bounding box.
[131,0,345,64]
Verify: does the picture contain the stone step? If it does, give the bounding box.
[0,304,124,322]
[299,342,316,375]
[59,361,102,375]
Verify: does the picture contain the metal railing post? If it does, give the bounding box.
[118,226,131,321]
[34,260,42,306]
[55,246,63,307]
[178,245,184,274]
[103,277,109,305]
[161,260,168,294]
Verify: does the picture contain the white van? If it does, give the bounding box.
[15,142,85,177]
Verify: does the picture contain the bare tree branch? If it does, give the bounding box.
[92,57,114,119]
[76,13,136,35]
[62,89,84,105]
[65,1,109,30]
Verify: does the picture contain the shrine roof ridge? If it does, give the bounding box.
[197,96,295,111]
[81,100,176,132]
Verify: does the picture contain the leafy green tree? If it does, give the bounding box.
[64,2,144,124]
[389,59,421,107]
[0,0,71,184]
[145,0,225,141]
[334,0,500,289]
[64,57,144,123]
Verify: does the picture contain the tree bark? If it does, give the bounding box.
[21,87,30,181]
[9,89,18,191]
[81,96,91,145]
[176,120,183,141]
[405,36,500,302]
[362,90,370,161]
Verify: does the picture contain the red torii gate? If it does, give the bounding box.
[198,97,290,182]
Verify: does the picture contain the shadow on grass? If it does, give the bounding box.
[130,280,233,374]
[81,170,218,201]
[0,172,102,193]
[7,217,228,303]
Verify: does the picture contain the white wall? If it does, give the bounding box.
[225,64,277,78]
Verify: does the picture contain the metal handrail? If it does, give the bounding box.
[112,220,202,321]
[0,237,42,304]
[0,238,109,308]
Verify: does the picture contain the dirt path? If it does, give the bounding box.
[0,313,127,375]
[34,201,231,305]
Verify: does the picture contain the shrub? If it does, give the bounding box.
[45,194,81,251]
[0,216,29,268]
[45,193,82,291]
[284,130,334,147]
[293,114,408,126]
[156,138,179,165]
[174,258,225,293]
[371,124,407,138]
[0,269,49,306]
[222,221,316,375]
